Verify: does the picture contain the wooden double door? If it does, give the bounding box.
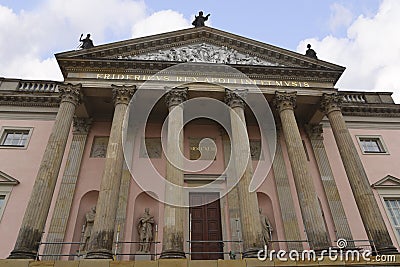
[189,192,223,260]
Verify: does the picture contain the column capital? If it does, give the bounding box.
[59,83,82,106]
[305,124,324,140]
[72,117,92,135]
[273,91,296,112]
[165,87,188,108]
[224,88,248,109]
[320,93,342,114]
[112,84,136,106]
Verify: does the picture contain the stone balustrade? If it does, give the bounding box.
[18,81,59,92]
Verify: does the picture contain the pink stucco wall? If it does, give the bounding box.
[0,119,59,258]
[1,116,400,259]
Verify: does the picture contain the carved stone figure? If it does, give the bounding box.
[192,11,210,27]
[80,206,96,252]
[259,209,273,245]
[305,44,318,59]
[122,43,280,66]
[137,208,155,253]
[79,33,94,49]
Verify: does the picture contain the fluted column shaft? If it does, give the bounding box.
[9,84,82,259]
[86,85,135,259]
[306,124,354,246]
[274,91,330,251]
[225,89,263,258]
[272,127,302,251]
[43,117,92,260]
[321,93,397,254]
[160,87,187,259]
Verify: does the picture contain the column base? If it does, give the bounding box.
[376,245,398,255]
[8,249,37,260]
[242,247,263,258]
[160,249,186,259]
[85,249,114,259]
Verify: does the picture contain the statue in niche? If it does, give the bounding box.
[305,44,318,59]
[259,209,273,245]
[79,33,94,49]
[80,206,96,252]
[137,208,155,253]
[192,11,210,27]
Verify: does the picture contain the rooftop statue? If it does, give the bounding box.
[192,11,210,27]
[305,44,318,59]
[79,33,94,49]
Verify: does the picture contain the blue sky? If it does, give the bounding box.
[0,0,399,102]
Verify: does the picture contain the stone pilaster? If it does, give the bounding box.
[272,126,303,251]
[273,91,330,251]
[305,124,354,246]
[225,89,264,258]
[9,83,82,259]
[321,93,397,254]
[160,87,188,259]
[86,85,135,259]
[43,117,92,260]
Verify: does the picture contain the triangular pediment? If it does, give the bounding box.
[372,175,400,188]
[0,171,20,186]
[56,26,345,72]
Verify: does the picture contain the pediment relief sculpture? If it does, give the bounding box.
[117,43,281,67]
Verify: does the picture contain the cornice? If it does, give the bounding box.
[0,92,60,107]
[58,58,341,83]
[341,104,400,117]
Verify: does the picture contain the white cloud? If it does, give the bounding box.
[298,0,400,103]
[0,1,190,81]
[131,10,191,38]
[329,3,353,32]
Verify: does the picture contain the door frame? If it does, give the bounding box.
[183,174,229,259]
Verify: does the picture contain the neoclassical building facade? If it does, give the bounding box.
[1,26,400,265]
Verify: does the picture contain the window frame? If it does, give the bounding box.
[0,126,33,149]
[356,135,389,155]
[0,190,11,222]
[374,178,400,247]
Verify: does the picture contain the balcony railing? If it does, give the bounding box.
[17,81,59,92]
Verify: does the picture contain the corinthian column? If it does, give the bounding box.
[86,85,135,259]
[160,87,187,259]
[9,83,82,259]
[225,89,263,258]
[43,117,92,260]
[272,126,302,251]
[305,124,354,246]
[321,93,397,254]
[273,91,330,251]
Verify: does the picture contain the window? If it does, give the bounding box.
[373,175,400,245]
[0,127,32,149]
[0,170,19,222]
[0,195,5,217]
[357,136,388,154]
[384,199,400,238]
